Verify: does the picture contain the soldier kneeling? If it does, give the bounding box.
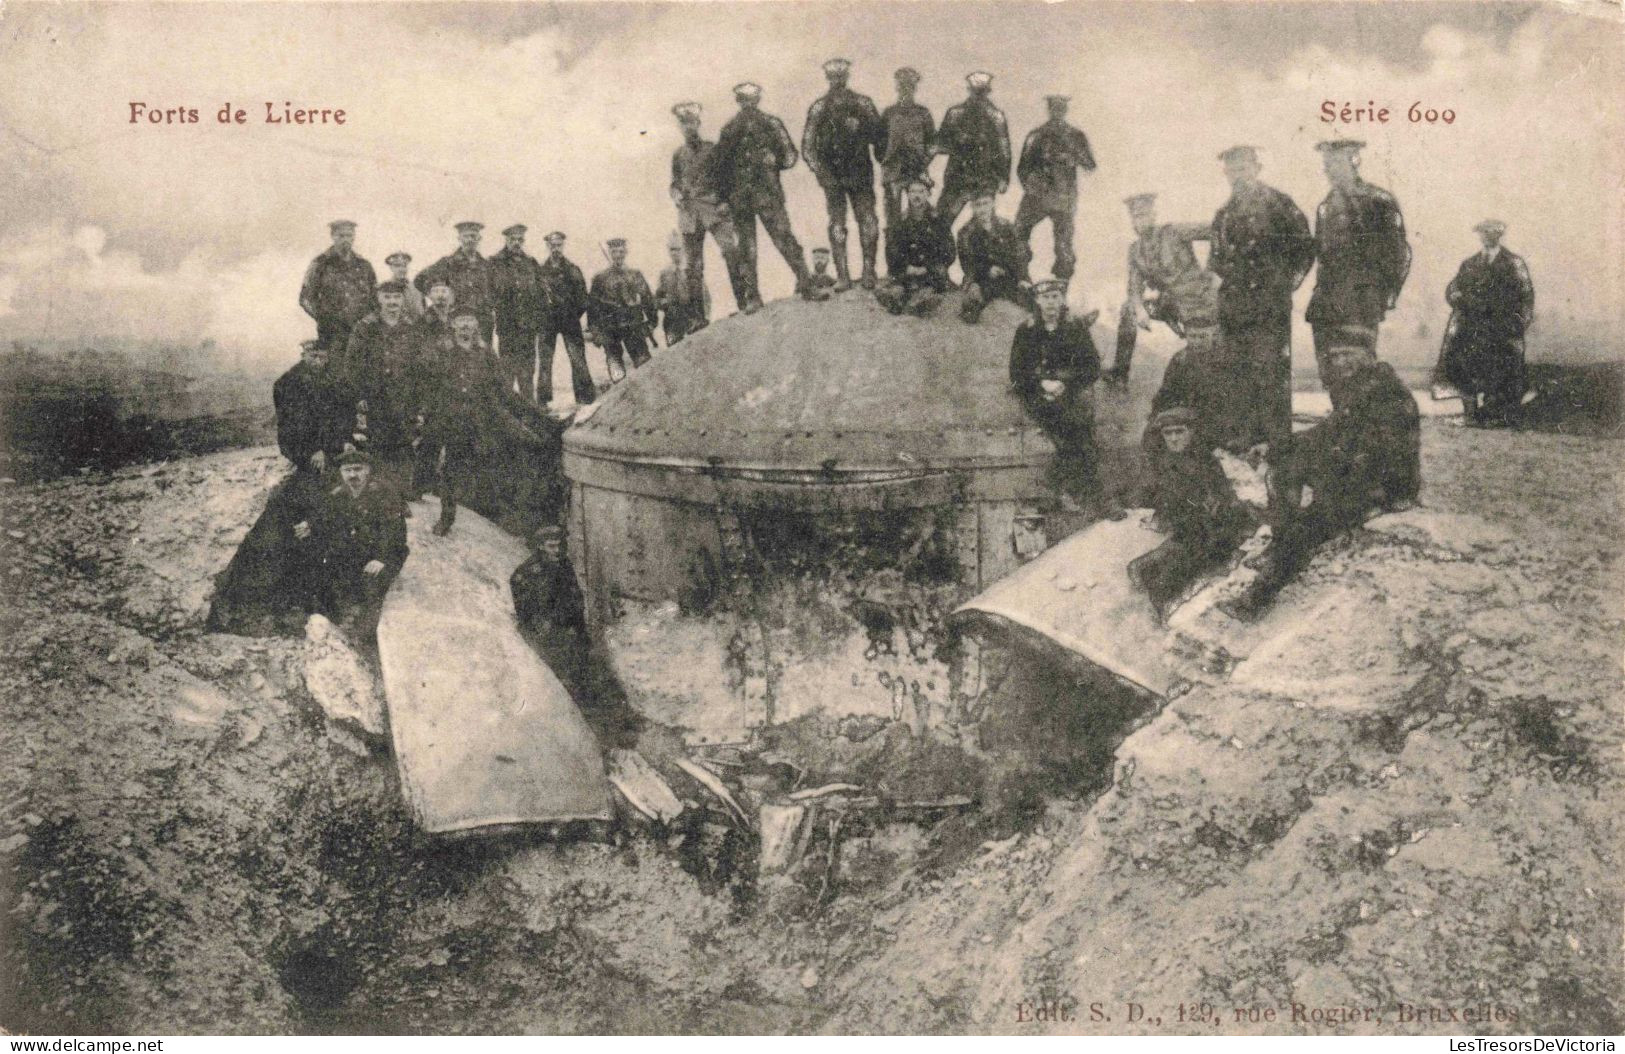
[295,447,410,638]
[1128,407,1256,621]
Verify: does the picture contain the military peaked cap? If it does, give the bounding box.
[544,231,568,244]
[1316,139,1365,154]
[337,445,371,465]
[376,279,406,294]
[895,67,921,85]
[1123,193,1158,212]
[1473,219,1508,235]
[1032,278,1068,296]
[733,82,763,102]
[1217,145,1259,164]
[606,237,628,249]
[1150,406,1197,430]
[384,251,411,266]
[328,219,356,233]
[1044,94,1071,105]
[966,71,994,91]
[502,224,527,237]
[671,101,702,121]
[455,220,484,233]
[822,58,852,76]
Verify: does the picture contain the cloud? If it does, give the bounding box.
[0,1,1619,372]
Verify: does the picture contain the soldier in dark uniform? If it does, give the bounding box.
[299,220,378,360]
[1306,140,1411,408]
[296,447,409,637]
[1223,342,1420,618]
[416,221,496,346]
[1437,219,1535,428]
[274,340,355,483]
[956,189,1032,323]
[934,71,1012,231]
[803,58,885,292]
[1009,279,1103,505]
[1210,146,1315,445]
[420,308,556,536]
[1014,94,1096,282]
[715,82,812,307]
[670,101,750,317]
[418,278,456,350]
[488,223,550,402]
[538,231,596,406]
[345,280,430,493]
[876,176,954,316]
[1127,406,1256,620]
[656,232,710,344]
[1110,193,1217,384]
[587,238,659,379]
[384,252,425,321]
[878,67,935,248]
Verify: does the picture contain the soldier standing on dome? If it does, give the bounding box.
[1306,140,1411,408]
[1014,94,1096,282]
[384,252,425,321]
[715,82,812,308]
[877,68,935,249]
[587,238,659,379]
[1436,219,1535,428]
[489,224,550,402]
[416,221,497,346]
[1009,278,1103,506]
[956,189,1032,323]
[934,71,1012,232]
[803,58,885,292]
[1209,145,1315,446]
[876,175,954,316]
[670,101,750,317]
[538,231,596,406]
[656,232,710,344]
[1110,192,1217,385]
[299,220,378,360]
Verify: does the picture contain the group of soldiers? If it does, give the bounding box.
[273,59,1537,632]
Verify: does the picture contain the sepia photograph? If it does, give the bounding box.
[0,0,1620,1040]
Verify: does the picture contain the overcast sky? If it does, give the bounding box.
[1,1,1620,373]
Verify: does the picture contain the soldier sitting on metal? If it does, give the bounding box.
[803,57,885,291]
[1306,140,1411,407]
[299,220,378,361]
[293,446,409,639]
[1009,278,1104,505]
[1127,406,1256,621]
[586,238,659,380]
[876,175,955,317]
[805,247,838,301]
[1436,219,1535,428]
[1222,341,1420,619]
[421,308,555,537]
[416,221,496,346]
[1014,94,1097,283]
[384,252,425,321]
[1109,193,1215,385]
[656,232,710,345]
[956,188,1032,323]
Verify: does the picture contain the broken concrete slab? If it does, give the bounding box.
[301,613,385,737]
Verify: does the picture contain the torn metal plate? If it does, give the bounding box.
[379,498,613,834]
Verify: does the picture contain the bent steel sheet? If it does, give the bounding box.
[378,497,612,833]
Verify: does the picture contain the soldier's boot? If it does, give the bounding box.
[432,497,457,537]
[1109,307,1137,385]
[829,231,853,293]
[858,216,880,290]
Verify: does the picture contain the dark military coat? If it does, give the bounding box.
[672,138,726,207]
[299,248,378,330]
[1307,180,1411,327]
[1009,312,1101,408]
[1295,358,1420,514]
[1015,120,1096,207]
[415,250,496,329]
[878,101,935,186]
[488,246,551,332]
[313,478,409,580]
[1438,247,1534,394]
[715,108,800,209]
[587,266,658,334]
[1128,223,1217,323]
[344,315,429,450]
[273,362,356,470]
[886,205,955,282]
[1210,181,1314,330]
[936,96,1011,190]
[802,86,884,190]
[956,216,1031,291]
[539,255,590,327]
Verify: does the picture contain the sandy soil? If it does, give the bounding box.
[0,419,1619,1035]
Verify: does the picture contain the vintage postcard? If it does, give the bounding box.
[0,0,1620,1041]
